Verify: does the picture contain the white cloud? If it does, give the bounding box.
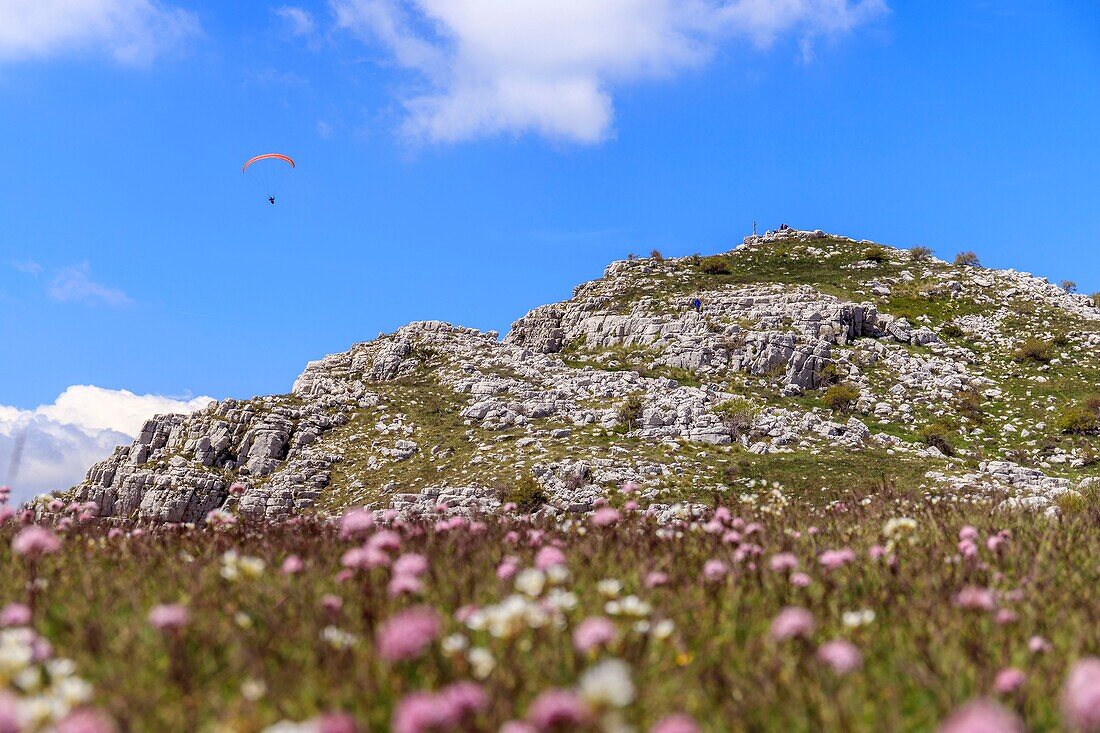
[0,386,214,505]
[331,0,887,143]
[0,0,200,65]
[48,263,131,306]
[276,5,317,38]
[10,259,42,276]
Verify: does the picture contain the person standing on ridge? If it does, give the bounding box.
[692,298,702,313]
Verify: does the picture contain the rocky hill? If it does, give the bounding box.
[64,229,1100,522]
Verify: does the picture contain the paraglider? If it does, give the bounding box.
[242,153,295,205]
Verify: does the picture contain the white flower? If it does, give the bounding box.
[321,626,359,650]
[441,634,468,654]
[597,579,622,598]
[467,647,495,679]
[546,565,570,585]
[515,569,546,597]
[842,609,876,628]
[651,619,676,640]
[618,596,652,618]
[578,659,635,709]
[220,550,266,580]
[234,612,254,629]
[242,677,268,701]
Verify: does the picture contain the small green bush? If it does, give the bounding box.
[616,394,645,430]
[941,323,965,339]
[1012,337,1053,363]
[953,251,981,267]
[1091,292,1100,308]
[1055,402,1100,435]
[650,249,664,261]
[954,388,984,422]
[862,246,888,263]
[699,256,731,275]
[714,398,758,438]
[1060,280,1077,293]
[495,475,548,513]
[822,383,861,413]
[1051,331,1070,347]
[919,423,956,456]
[909,246,934,261]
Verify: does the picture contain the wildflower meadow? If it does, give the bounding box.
[0,482,1097,732]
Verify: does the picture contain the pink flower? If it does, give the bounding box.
[497,557,520,580]
[338,509,375,539]
[0,692,19,733]
[392,691,452,733]
[439,681,488,719]
[393,554,429,578]
[994,668,1026,695]
[376,607,441,662]
[995,609,1018,626]
[48,499,64,512]
[591,507,621,527]
[769,553,799,573]
[621,481,640,494]
[535,546,566,570]
[1028,636,1052,654]
[317,713,359,733]
[702,559,728,582]
[937,699,1025,733]
[148,604,189,631]
[789,572,812,588]
[12,525,61,557]
[107,528,123,540]
[388,574,423,597]
[0,508,12,525]
[769,606,815,642]
[955,586,997,611]
[228,482,247,496]
[367,530,402,553]
[818,548,856,570]
[1062,657,1100,732]
[281,555,304,574]
[644,571,669,589]
[573,617,617,653]
[958,539,979,558]
[650,714,700,733]
[0,603,31,628]
[527,689,590,731]
[321,594,343,614]
[868,544,887,559]
[341,545,390,570]
[959,525,980,541]
[986,531,1011,554]
[56,709,117,733]
[501,723,538,733]
[817,640,862,675]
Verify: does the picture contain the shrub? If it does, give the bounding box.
[699,256,731,275]
[1051,331,1070,347]
[953,389,984,422]
[714,398,758,438]
[495,475,547,513]
[862,246,888,263]
[919,423,956,456]
[1056,491,1088,515]
[1091,292,1100,308]
[616,394,645,430]
[650,249,664,261]
[1060,280,1077,293]
[822,383,861,413]
[941,323,965,339]
[1055,404,1100,435]
[1011,337,1053,363]
[953,251,981,267]
[909,246,934,262]
[817,362,840,387]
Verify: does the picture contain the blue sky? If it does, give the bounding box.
[1,0,1098,496]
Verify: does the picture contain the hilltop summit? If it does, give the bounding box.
[65,230,1100,522]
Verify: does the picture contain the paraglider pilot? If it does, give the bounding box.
[268,196,276,205]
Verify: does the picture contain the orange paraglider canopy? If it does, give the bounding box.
[242,153,295,172]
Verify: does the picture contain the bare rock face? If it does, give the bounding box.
[64,229,1100,521]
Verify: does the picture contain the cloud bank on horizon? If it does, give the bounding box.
[0,386,213,505]
[329,0,888,143]
[0,0,200,64]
